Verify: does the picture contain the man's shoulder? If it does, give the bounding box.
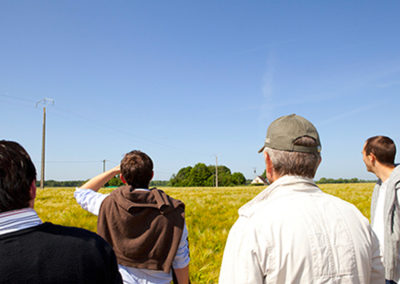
[248,187,366,221]
[38,222,111,248]
[390,165,400,186]
[149,188,185,210]
[45,222,103,236]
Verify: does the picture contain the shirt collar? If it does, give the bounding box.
[239,175,319,217]
[0,208,42,235]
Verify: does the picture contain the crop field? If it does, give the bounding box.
[35,183,375,283]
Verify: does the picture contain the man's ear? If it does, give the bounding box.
[29,180,36,204]
[369,153,377,165]
[120,174,127,184]
[264,151,274,178]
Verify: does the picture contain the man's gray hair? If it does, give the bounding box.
[264,136,321,178]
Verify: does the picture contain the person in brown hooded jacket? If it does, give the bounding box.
[75,150,190,284]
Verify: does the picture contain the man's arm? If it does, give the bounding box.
[81,165,121,192]
[174,265,189,284]
[172,222,190,283]
[74,165,121,215]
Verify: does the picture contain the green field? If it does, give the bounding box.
[35,183,375,283]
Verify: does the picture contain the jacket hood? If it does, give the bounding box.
[111,185,184,215]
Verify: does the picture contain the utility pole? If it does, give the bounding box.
[215,155,218,188]
[36,98,54,189]
[103,160,106,172]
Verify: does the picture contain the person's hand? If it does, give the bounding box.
[80,165,122,192]
[110,165,121,175]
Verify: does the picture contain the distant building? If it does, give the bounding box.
[251,176,268,185]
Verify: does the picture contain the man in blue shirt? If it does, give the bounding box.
[0,140,122,284]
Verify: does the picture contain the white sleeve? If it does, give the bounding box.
[74,188,109,216]
[370,227,385,283]
[172,221,190,269]
[219,217,264,284]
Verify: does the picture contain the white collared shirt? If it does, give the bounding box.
[373,179,389,256]
[74,187,190,284]
[0,208,42,236]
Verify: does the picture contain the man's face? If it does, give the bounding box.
[362,143,373,173]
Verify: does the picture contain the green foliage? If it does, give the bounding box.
[105,176,124,187]
[261,170,266,179]
[188,163,212,186]
[170,166,193,186]
[36,180,85,187]
[170,164,246,186]
[317,177,377,184]
[150,180,170,187]
[231,172,246,185]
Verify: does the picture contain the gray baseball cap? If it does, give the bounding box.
[258,114,321,153]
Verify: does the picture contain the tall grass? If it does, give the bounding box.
[35,183,375,283]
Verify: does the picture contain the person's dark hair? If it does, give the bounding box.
[120,150,153,188]
[0,141,37,212]
[265,136,321,178]
[364,136,396,166]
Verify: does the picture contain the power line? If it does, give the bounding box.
[1,93,212,158]
[0,93,36,103]
[38,160,103,163]
[50,104,212,157]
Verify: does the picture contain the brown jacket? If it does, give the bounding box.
[97,186,185,273]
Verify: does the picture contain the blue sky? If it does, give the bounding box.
[1,1,399,181]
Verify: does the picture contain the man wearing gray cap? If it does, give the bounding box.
[219,114,384,283]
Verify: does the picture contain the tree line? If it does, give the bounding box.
[37,173,376,188]
[169,163,246,186]
[259,171,376,184]
[36,180,85,187]
[316,177,376,184]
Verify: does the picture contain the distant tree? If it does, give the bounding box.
[261,170,266,179]
[316,177,374,184]
[188,163,212,186]
[170,166,193,186]
[218,166,232,186]
[36,180,86,187]
[106,176,124,187]
[170,164,247,187]
[150,180,170,187]
[231,172,246,185]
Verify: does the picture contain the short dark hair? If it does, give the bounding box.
[120,150,153,188]
[265,136,321,178]
[0,141,37,212]
[365,136,396,166]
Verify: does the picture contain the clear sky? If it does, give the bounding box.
[1,1,399,181]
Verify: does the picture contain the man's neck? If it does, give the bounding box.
[374,164,395,182]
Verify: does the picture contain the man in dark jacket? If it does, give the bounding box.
[0,140,122,284]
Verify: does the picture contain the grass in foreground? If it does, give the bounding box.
[35,183,375,283]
